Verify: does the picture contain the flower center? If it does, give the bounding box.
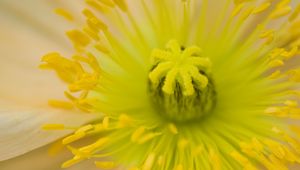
[148,40,216,122]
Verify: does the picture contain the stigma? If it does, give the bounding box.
[148,40,216,122]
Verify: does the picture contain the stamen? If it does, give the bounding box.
[103,116,110,129]
[178,138,189,150]
[252,2,271,15]
[270,0,292,19]
[230,151,256,170]
[168,123,178,135]
[174,164,184,170]
[62,132,86,145]
[157,155,165,166]
[209,149,221,170]
[99,0,115,8]
[112,0,127,11]
[48,100,74,110]
[54,8,74,21]
[62,155,83,168]
[95,161,115,169]
[142,153,155,170]
[82,9,108,31]
[118,114,132,128]
[137,132,162,144]
[85,0,105,12]
[42,124,65,130]
[131,126,146,142]
[66,29,91,49]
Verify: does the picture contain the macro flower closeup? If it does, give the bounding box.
[1,0,300,169]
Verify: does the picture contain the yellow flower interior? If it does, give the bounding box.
[41,0,300,169]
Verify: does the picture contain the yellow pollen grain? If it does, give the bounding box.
[80,137,109,153]
[289,4,300,21]
[234,0,251,5]
[192,145,203,156]
[265,107,280,114]
[142,153,155,170]
[269,48,284,59]
[131,126,146,142]
[95,43,110,54]
[272,126,283,134]
[284,100,298,107]
[178,138,189,150]
[260,29,274,44]
[252,2,271,14]
[251,138,263,151]
[270,6,292,19]
[95,161,115,169]
[87,17,107,32]
[113,0,127,11]
[230,151,249,165]
[209,149,221,170]
[282,46,298,59]
[287,69,300,82]
[268,70,281,79]
[63,132,86,145]
[168,123,178,134]
[63,91,95,112]
[48,100,74,110]
[231,3,245,17]
[278,0,291,8]
[118,114,132,128]
[54,8,74,21]
[82,9,108,31]
[129,167,139,170]
[290,125,300,137]
[240,7,254,20]
[137,133,161,144]
[282,134,300,153]
[99,0,115,7]
[82,8,95,18]
[103,116,110,129]
[61,156,83,168]
[174,164,183,170]
[66,30,91,47]
[40,53,81,83]
[83,26,100,40]
[42,124,65,130]
[157,155,165,166]
[85,0,105,12]
[263,139,286,159]
[269,59,284,68]
[75,124,94,134]
[48,140,64,156]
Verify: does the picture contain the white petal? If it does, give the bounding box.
[0,139,104,170]
[0,102,98,161]
[0,0,98,161]
[0,1,73,106]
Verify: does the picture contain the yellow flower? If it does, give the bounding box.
[2,0,300,169]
